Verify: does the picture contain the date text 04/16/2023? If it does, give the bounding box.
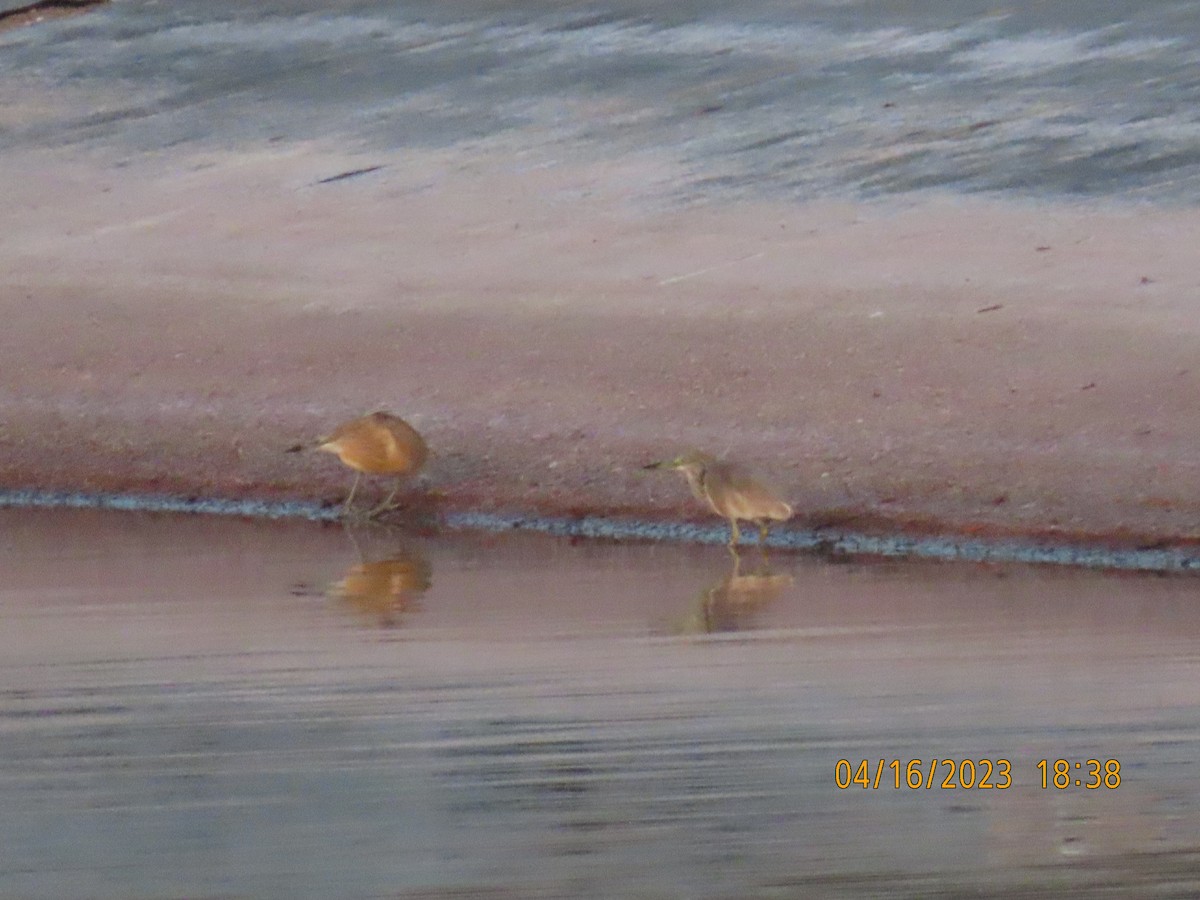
[834,759,1122,790]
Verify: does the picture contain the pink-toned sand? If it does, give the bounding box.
[2,143,1198,544]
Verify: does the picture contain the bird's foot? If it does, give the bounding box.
[366,500,405,519]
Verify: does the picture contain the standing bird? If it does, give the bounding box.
[287,411,428,518]
[644,450,792,548]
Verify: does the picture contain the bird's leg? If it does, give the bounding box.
[342,518,367,559]
[757,521,772,562]
[728,518,741,549]
[341,472,363,518]
[368,477,404,518]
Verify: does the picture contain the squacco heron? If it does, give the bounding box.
[288,411,428,518]
[644,451,792,548]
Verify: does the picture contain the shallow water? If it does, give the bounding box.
[4,1,1200,203]
[2,508,1200,898]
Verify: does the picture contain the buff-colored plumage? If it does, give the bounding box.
[645,450,792,547]
[288,411,427,517]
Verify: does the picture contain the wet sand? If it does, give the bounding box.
[3,508,1200,898]
[2,145,1199,546]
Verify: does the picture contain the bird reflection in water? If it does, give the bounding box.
[327,548,432,628]
[679,551,794,634]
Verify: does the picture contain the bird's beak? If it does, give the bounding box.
[286,437,329,453]
[642,460,667,470]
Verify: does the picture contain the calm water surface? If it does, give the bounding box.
[2,508,1200,898]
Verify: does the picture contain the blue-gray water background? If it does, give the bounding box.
[3,0,1200,204]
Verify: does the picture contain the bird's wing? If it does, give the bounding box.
[721,464,793,521]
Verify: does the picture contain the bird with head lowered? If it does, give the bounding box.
[287,411,428,519]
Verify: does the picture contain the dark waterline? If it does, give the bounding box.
[2,487,1199,573]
